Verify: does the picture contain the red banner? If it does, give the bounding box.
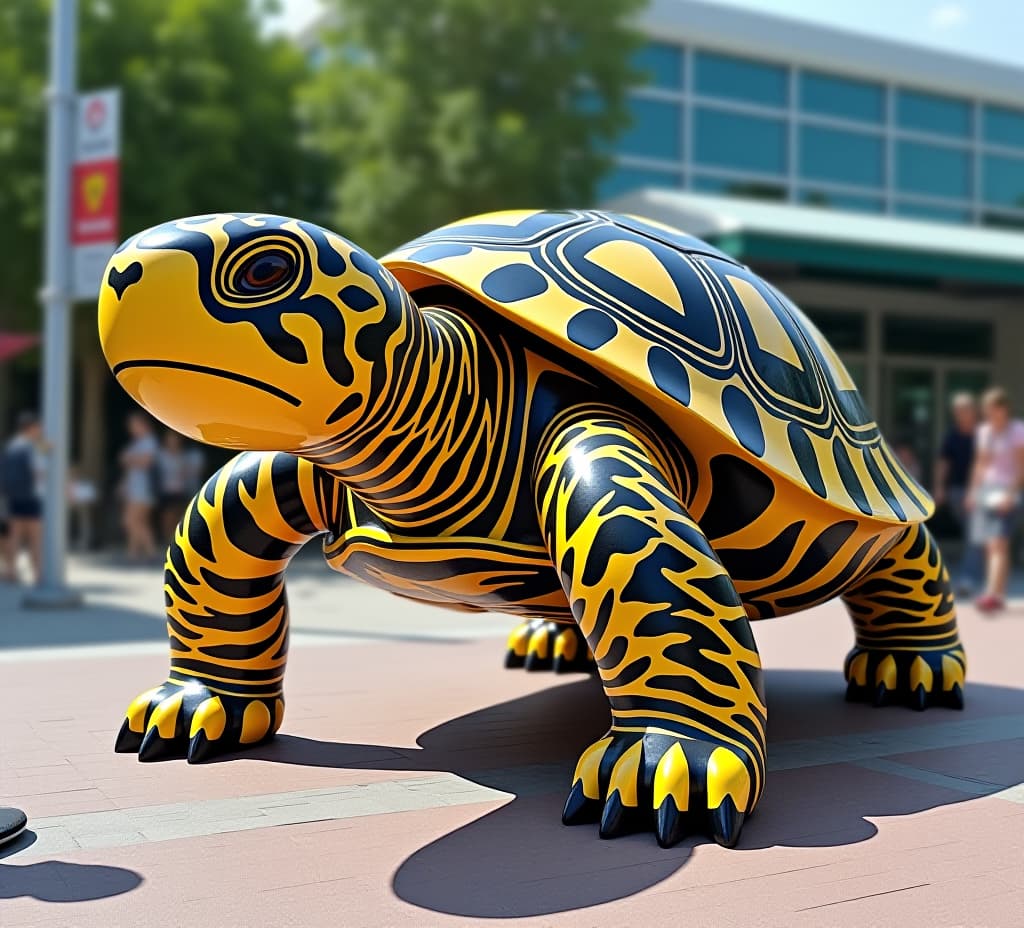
[70,158,119,246]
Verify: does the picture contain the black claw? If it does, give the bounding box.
[524,651,553,672]
[552,656,569,674]
[114,718,144,754]
[709,797,745,848]
[562,780,601,826]
[911,684,928,711]
[873,683,891,707]
[598,791,630,839]
[845,680,863,702]
[950,682,965,710]
[504,650,525,669]
[655,796,687,849]
[138,727,180,763]
[186,730,220,764]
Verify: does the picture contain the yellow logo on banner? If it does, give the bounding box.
[83,171,107,212]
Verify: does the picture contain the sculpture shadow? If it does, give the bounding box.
[0,832,143,903]
[244,669,1024,918]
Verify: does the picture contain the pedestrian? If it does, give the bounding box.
[2,411,46,584]
[0,491,13,583]
[119,412,159,562]
[966,387,1024,613]
[934,392,982,595]
[156,431,204,540]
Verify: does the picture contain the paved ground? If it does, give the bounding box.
[1,553,1022,927]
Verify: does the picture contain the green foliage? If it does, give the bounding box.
[302,0,644,255]
[0,0,322,328]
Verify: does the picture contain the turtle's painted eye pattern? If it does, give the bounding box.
[235,251,295,295]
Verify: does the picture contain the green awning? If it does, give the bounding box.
[601,189,1024,287]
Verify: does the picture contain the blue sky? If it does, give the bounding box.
[270,0,1024,69]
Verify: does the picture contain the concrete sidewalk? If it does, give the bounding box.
[0,557,1022,926]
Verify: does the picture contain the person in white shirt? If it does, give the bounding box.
[120,412,159,561]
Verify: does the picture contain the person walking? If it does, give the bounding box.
[967,387,1024,613]
[155,431,204,540]
[2,411,46,584]
[119,412,159,562]
[934,392,982,595]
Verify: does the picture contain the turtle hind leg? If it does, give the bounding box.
[842,522,965,710]
[504,618,596,674]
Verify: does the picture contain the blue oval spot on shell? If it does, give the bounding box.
[722,385,765,457]
[833,439,872,515]
[567,308,617,350]
[339,285,378,311]
[407,243,473,263]
[647,345,691,406]
[787,422,826,497]
[481,264,548,302]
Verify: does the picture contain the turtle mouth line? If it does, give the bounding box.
[112,359,302,407]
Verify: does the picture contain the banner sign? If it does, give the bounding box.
[71,88,120,301]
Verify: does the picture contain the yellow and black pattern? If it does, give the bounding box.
[114,451,337,762]
[534,407,766,847]
[98,209,964,850]
[842,522,965,709]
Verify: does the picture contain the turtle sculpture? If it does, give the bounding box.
[99,209,964,849]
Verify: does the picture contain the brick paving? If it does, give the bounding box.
[0,556,1022,926]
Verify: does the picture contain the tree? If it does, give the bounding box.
[0,0,322,491]
[302,0,644,256]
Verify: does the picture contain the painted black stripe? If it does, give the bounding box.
[112,359,302,407]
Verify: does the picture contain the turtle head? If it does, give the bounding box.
[99,214,416,452]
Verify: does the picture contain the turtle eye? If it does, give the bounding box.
[235,250,295,294]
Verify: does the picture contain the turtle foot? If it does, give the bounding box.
[844,644,966,710]
[504,619,596,674]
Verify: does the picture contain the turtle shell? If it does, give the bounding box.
[383,209,931,525]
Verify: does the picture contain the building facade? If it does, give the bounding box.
[599,0,1024,486]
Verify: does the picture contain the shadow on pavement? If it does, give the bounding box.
[0,597,167,650]
[244,669,1024,918]
[0,832,143,902]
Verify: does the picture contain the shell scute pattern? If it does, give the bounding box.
[385,209,931,524]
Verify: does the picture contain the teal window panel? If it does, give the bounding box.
[599,165,682,199]
[694,51,787,107]
[694,108,787,174]
[983,105,1024,149]
[884,315,992,359]
[982,154,1024,208]
[799,71,884,124]
[894,201,971,224]
[896,88,971,138]
[896,141,971,198]
[633,42,683,90]
[799,125,884,187]
[693,175,786,200]
[620,96,682,160]
[799,189,885,213]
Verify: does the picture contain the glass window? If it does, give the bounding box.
[694,51,787,107]
[896,141,971,198]
[896,89,971,138]
[633,42,683,90]
[693,175,786,200]
[884,316,992,359]
[799,126,884,187]
[894,201,971,224]
[982,154,1024,209]
[799,189,885,213]
[619,97,682,160]
[806,309,866,351]
[983,105,1024,150]
[599,164,682,199]
[800,71,884,124]
[694,108,786,174]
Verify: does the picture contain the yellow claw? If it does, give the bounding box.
[147,691,184,739]
[527,626,549,660]
[875,654,897,691]
[607,740,643,808]
[125,687,163,734]
[706,747,751,812]
[240,700,272,744]
[506,623,531,657]
[848,651,869,686]
[272,698,285,735]
[652,741,689,810]
[189,696,227,741]
[554,629,578,662]
[909,656,933,693]
[941,654,966,691]
[572,736,613,800]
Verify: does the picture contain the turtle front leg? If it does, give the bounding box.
[504,619,595,673]
[842,522,965,710]
[115,452,334,763]
[534,409,767,848]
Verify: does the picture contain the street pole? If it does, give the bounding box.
[24,0,81,608]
